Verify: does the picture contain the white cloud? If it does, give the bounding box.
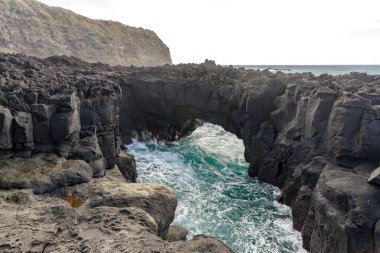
[38,0,380,64]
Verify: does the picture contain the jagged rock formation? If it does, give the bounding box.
[1,54,380,252]
[0,54,232,253]
[0,55,121,179]
[0,0,172,66]
[119,62,380,253]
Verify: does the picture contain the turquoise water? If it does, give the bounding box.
[126,123,305,253]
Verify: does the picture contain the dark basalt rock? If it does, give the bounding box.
[1,54,380,252]
[0,105,13,149]
[117,62,380,253]
[0,54,121,176]
[116,152,137,182]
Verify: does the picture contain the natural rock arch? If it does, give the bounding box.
[119,66,286,177]
[119,64,380,253]
[0,54,379,252]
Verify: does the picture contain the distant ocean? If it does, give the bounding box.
[233,65,380,76]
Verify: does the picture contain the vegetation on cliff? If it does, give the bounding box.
[0,0,172,66]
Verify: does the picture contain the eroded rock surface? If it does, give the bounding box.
[1,54,380,252]
[0,54,233,253]
[0,172,233,253]
[0,54,121,177]
[118,62,380,253]
[0,154,92,194]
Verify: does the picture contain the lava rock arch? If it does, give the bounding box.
[119,63,380,253]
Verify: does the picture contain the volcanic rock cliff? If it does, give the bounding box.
[0,0,172,66]
[0,54,232,253]
[120,62,380,253]
[1,54,380,253]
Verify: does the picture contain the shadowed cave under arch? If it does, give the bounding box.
[119,74,286,184]
[118,65,380,253]
[2,55,379,252]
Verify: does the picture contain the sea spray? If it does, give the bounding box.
[126,123,305,253]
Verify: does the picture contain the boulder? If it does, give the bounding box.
[87,181,177,238]
[116,152,137,182]
[166,225,188,242]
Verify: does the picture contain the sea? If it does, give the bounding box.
[125,66,380,253]
[234,65,380,76]
[126,124,305,253]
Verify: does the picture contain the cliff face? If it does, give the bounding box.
[0,54,233,253]
[0,0,172,66]
[119,63,380,253]
[1,54,380,253]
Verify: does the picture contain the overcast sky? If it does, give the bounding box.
[38,0,380,65]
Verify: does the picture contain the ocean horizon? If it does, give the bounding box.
[232,65,380,76]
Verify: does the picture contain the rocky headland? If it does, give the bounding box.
[0,54,380,252]
[0,0,172,66]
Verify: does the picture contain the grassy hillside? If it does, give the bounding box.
[0,0,172,66]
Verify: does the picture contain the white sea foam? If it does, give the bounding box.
[126,123,306,253]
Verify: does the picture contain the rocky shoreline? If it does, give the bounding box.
[0,55,233,253]
[0,54,380,252]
